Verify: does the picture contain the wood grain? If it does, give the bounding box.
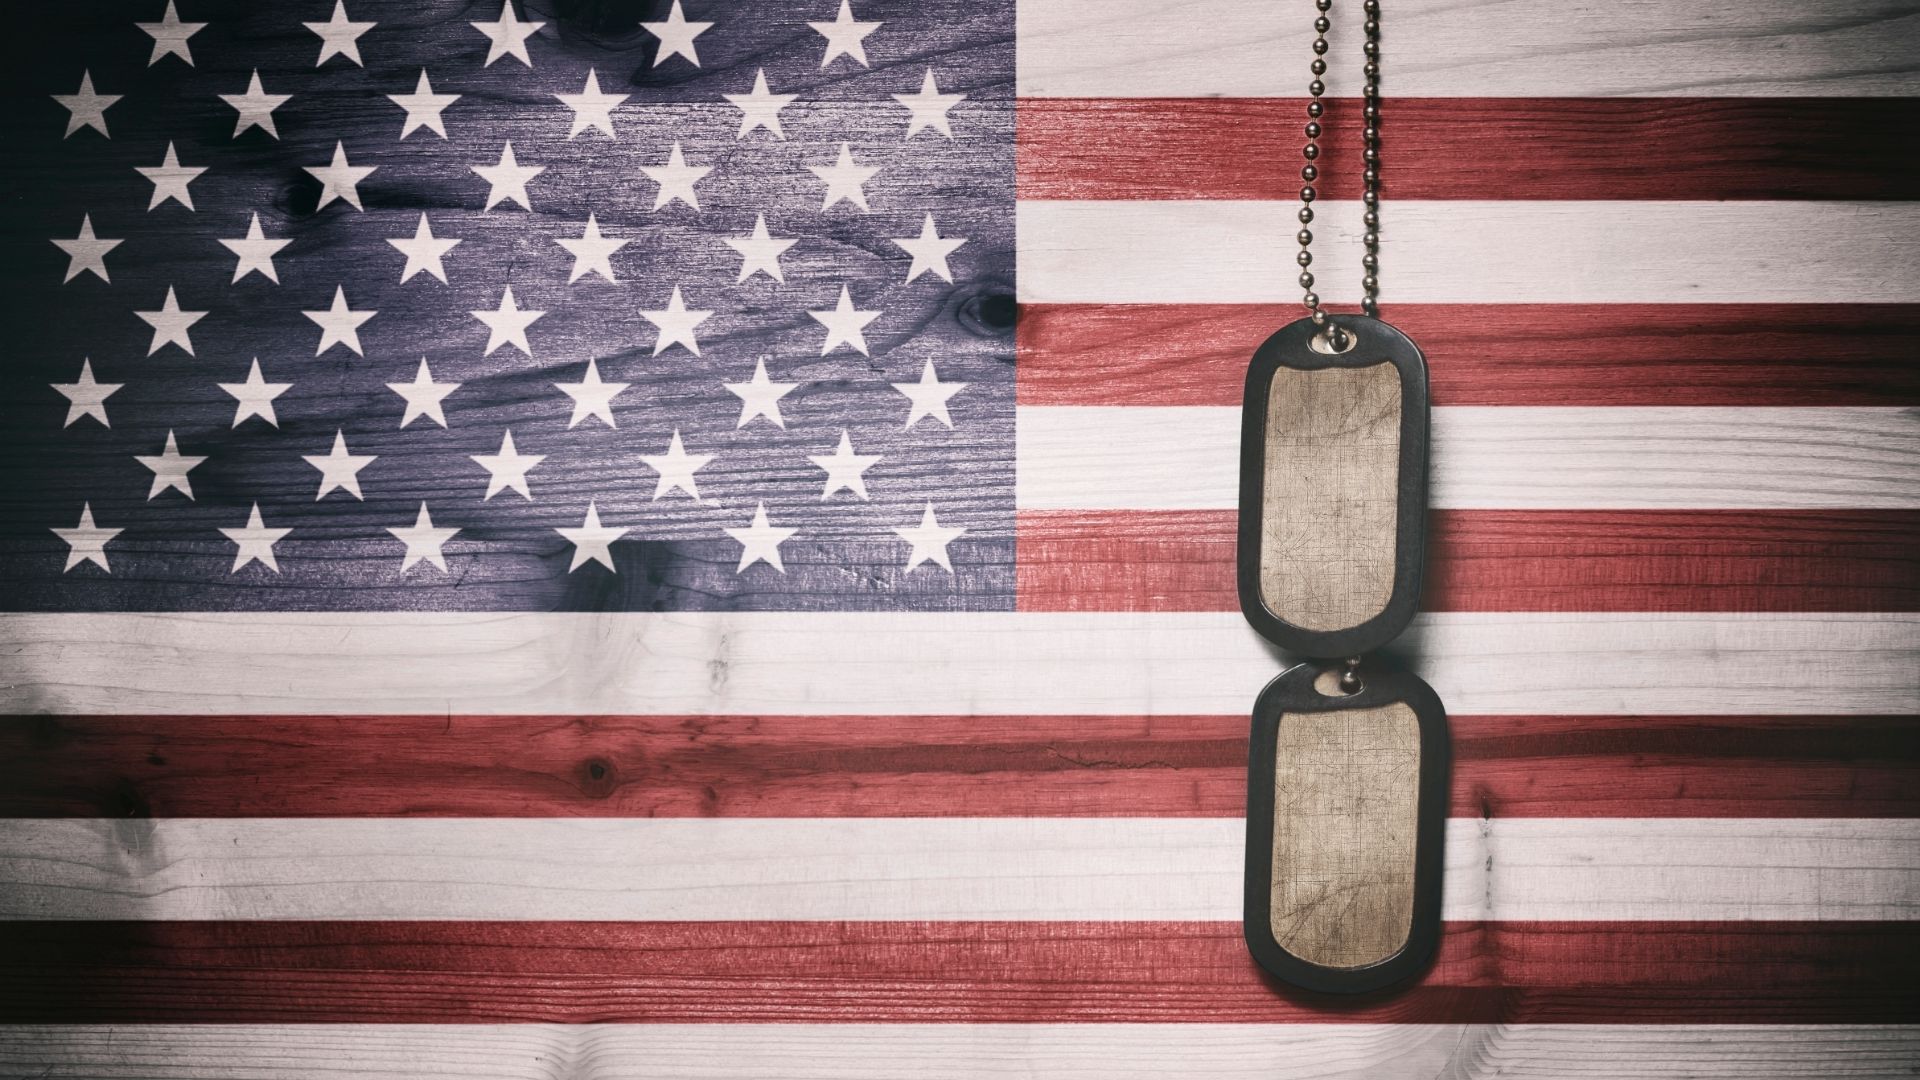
[1017,0,1920,97]
[0,920,1913,1024]
[5,1022,1918,1080]
[1015,303,1920,407]
[1019,99,1920,200]
[1019,406,1920,510]
[2,712,1911,820]
[0,816,1911,921]
[1017,510,1920,612]
[1260,365,1402,631]
[1016,200,1920,304]
[1270,705,1421,968]
[1,611,1914,716]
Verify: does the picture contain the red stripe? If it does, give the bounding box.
[1017,98,1920,201]
[2,713,1911,819]
[1015,304,1920,407]
[1,920,1909,1024]
[1016,509,1920,614]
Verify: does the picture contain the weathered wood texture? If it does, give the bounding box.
[2,712,1912,820]
[1260,365,1402,630]
[1270,704,1421,968]
[1016,304,1920,407]
[1,612,1914,715]
[6,1023,1919,1080]
[1018,510,1920,613]
[1019,99,1920,200]
[0,920,1913,1024]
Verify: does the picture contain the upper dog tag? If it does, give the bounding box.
[1237,314,1430,657]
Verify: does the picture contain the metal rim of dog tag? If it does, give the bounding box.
[1237,313,1430,658]
[1243,658,1449,995]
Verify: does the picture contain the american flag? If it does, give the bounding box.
[2,0,1917,1076]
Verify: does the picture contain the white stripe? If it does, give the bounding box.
[1015,201,1920,304]
[1015,406,1920,510]
[1,611,1912,716]
[5,1024,1917,1080]
[0,817,1911,922]
[1017,0,1920,97]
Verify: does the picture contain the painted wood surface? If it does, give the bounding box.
[2,611,1914,715]
[6,1023,1919,1080]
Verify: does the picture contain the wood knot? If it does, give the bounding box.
[579,758,620,798]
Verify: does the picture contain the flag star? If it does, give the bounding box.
[724,213,795,283]
[471,429,544,500]
[135,430,207,500]
[554,214,629,283]
[220,503,292,573]
[894,68,964,137]
[892,358,966,430]
[136,142,205,211]
[52,359,121,428]
[137,1,205,66]
[305,0,374,67]
[640,286,712,357]
[640,142,710,210]
[387,358,459,428]
[305,142,376,211]
[555,358,629,428]
[471,0,544,67]
[642,0,712,67]
[889,213,967,284]
[724,356,798,429]
[219,212,291,283]
[388,69,459,139]
[304,286,376,356]
[388,503,458,571]
[304,430,375,500]
[473,142,543,211]
[556,69,626,138]
[724,69,796,139]
[472,286,545,356]
[557,501,628,572]
[135,286,205,356]
[726,503,797,573]
[53,214,121,283]
[895,502,964,572]
[640,429,713,500]
[54,504,122,572]
[220,71,291,138]
[53,71,119,138]
[809,0,880,68]
[218,358,292,428]
[386,213,460,284]
[808,142,878,211]
[808,284,880,355]
[809,429,880,500]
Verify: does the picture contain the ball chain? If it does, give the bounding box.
[1296,0,1381,327]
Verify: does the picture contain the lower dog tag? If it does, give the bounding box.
[1243,659,1449,993]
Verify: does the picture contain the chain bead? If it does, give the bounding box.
[1308,79,1325,95]
[1310,58,1326,75]
[1305,121,1321,138]
[1297,229,1313,245]
[1307,100,1324,117]
[1298,207,1314,224]
[1301,186,1316,202]
[1301,164,1317,181]
[1299,272,1315,288]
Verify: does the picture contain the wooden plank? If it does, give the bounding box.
[1014,304,1920,408]
[1016,510,1920,613]
[0,817,1911,921]
[1,712,1914,820]
[1017,0,1920,97]
[1017,406,1920,510]
[1018,99,1920,201]
[1015,201,1920,304]
[1,612,1913,716]
[0,920,1913,1024]
[6,1023,1919,1080]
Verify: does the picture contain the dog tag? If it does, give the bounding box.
[1237,314,1429,657]
[1243,659,1448,994]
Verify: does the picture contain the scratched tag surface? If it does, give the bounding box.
[1237,315,1429,657]
[1243,659,1448,994]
